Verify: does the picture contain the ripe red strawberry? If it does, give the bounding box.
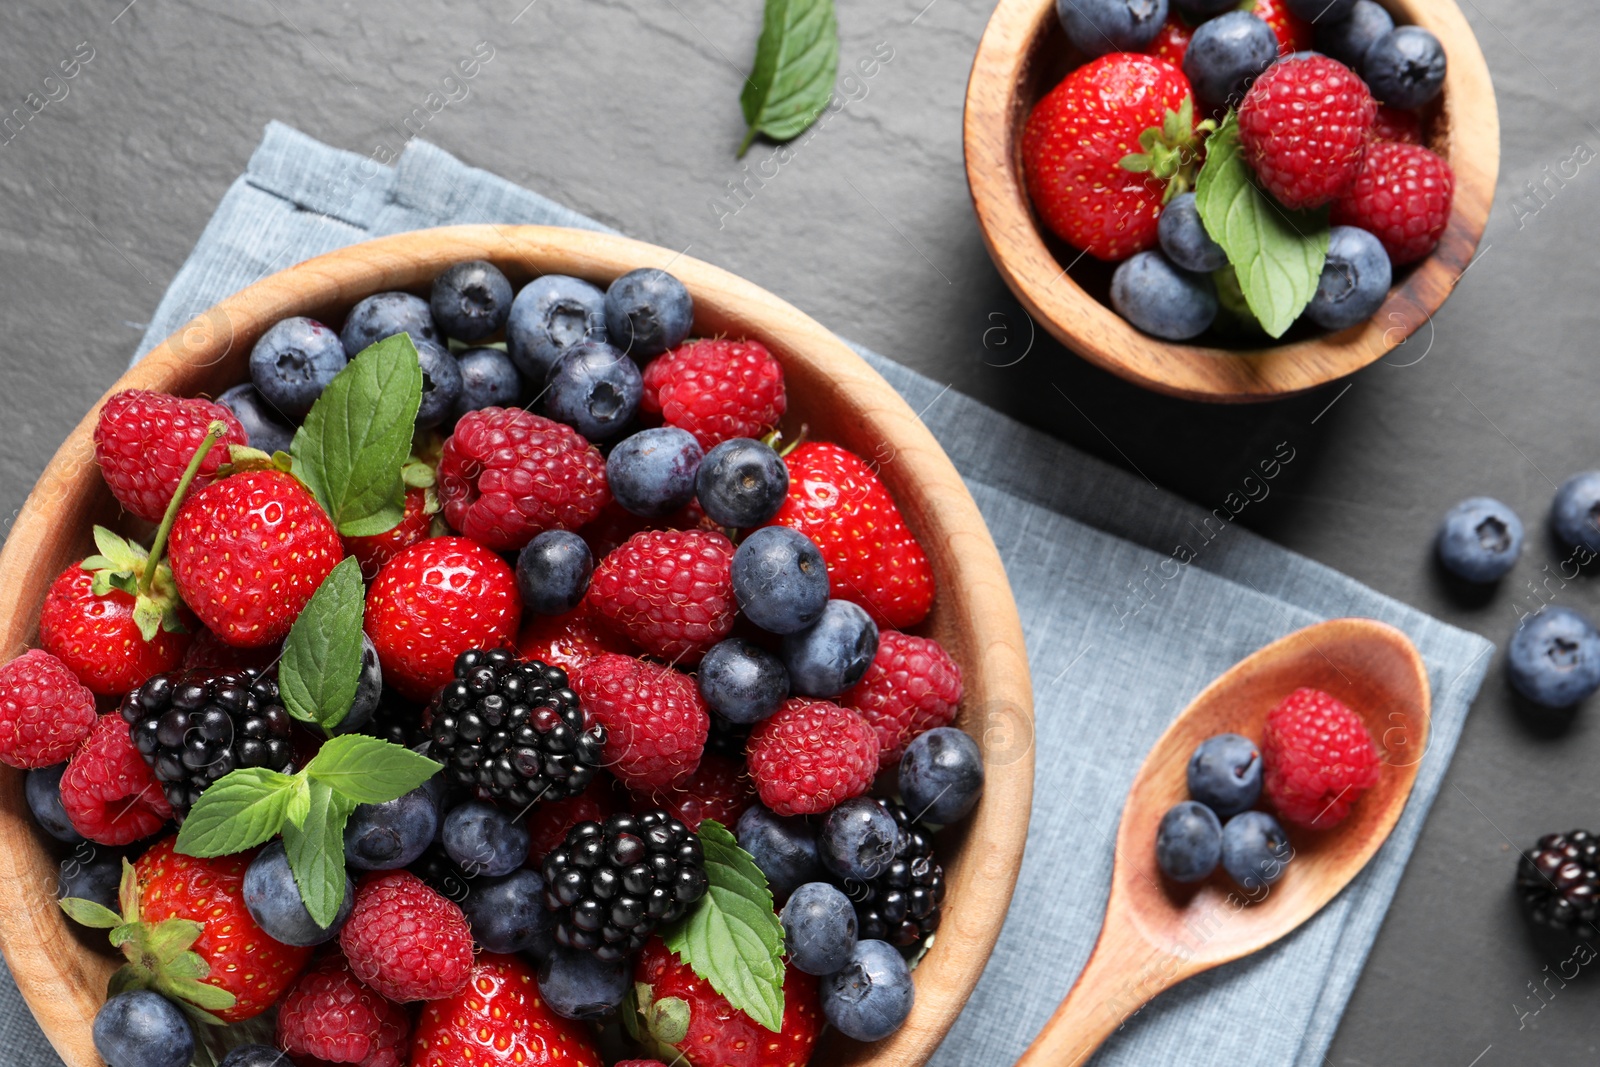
[516,598,636,679]
[60,714,173,844]
[341,870,475,1002]
[366,536,522,700]
[764,442,934,630]
[1370,106,1424,145]
[344,485,435,580]
[640,338,788,450]
[1021,53,1195,261]
[746,698,879,816]
[1262,687,1380,829]
[526,776,620,865]
[617,1061,670,1067]
[1251,0,1313,55]
[93,390,248,522]
[437,407,609,552]
[632,751,754,831]
[1145,13,1192,67]
[587,530,737,664]
[1237,54,1376,209]
[841,631,964,764]
[412,953,602,1067]
[634,936,820,1067]
[181,626,280,673]
[574,653,709,791]
[167,470,342,648]
[278,954,412,1067]
[0,649,97,768]
[1331,140,1454,264]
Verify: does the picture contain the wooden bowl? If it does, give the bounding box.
[0,226,1035,1067]
[963,0,1499,402]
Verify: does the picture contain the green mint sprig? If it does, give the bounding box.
[279,556,366,733]
[738,0,839,157]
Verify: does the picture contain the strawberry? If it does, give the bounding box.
[0,649,97,768]
[343,485,437,580]
[1238,54,1376,209]
[630,751,754,832]
[93,390,248,523]
[1331,140,1454,265]
[640,338,788,450]
[1145,14,1192,67]
[411,953,602,1067]
[515,598,636,679]
[60,714,173,845]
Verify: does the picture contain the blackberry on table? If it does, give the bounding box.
[1518,830,1600,932]
[845,798,945,949]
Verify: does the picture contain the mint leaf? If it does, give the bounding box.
[282,777,358,929]
[175,768,298,857]
[1193,113,1329,338]
[279,556,366,731]
[662,820,786,1031]
[738,0,838,157]
[291,334,422,537]
[305,734,440,804]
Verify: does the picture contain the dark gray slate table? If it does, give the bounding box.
[0,0,1592,1063]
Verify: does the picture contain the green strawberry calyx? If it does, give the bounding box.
[81,526,187,642]
[1119,95,1218,203]
[625,982,692,1063]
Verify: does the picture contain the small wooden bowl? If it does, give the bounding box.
[0,226,1035,1067]
[963,0,1499,402]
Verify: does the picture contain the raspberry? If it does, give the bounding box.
[340,870,475,1002]
[436,407,608,552]
[0,649,97,768]
[526,777,620,865]
[640,338,787,450]
[574,653,709,791]
[1331,141,1454,265]
[587,530,737,664]
[1261,687,1380,830]
[746,698,880,816]
[92,390,248,523]
[632,751,755,831]
[278,954,411,1067]
[840,631,963,764]
[60,714,174,845]
[343,486,435,580]
[1370,105,1424,146]
[1237,55,1376,209]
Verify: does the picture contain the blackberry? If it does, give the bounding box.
[120,668,294,816]
[844,798,945,948]
[1518,830,1600,932]
[541,811,708,962]
[362,691,425,749]
[426,649,605,808]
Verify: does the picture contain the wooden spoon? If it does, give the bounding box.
[1015,618,1431,1066]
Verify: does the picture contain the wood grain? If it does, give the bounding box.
[963,0,1499,402]
[0,225,1036,1067]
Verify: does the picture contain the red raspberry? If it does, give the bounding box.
[0,649,97,768]
[587,530,737,664]
[92,390,248,522]
[279,954,412,1067]
[1370,105,1423,145]
[60,713,174,844]
[632,751,755,831]
[515,599,635,680]
[641,339,787,451]
[344,486,435,580]
[526,777,620,865]
[746,698,879,816]
[437,407,608,552]
[1331,141,1454,265]
[574,653,709,791]
[39,563,192,697]
[341,870,475,1002]
[1238,55,1376,209]
[841,631,964,764]
[1261,687,1380,830]
[181,627,280,673]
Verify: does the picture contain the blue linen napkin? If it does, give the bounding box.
[3,122,1492,1067]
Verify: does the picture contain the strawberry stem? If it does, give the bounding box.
[138,421,227,598]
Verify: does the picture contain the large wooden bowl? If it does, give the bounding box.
[964,0,1499,402]
[0,226,1035,1067]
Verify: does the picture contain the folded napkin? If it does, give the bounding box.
[2,122,1493,1067]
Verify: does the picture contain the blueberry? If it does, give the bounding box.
[1220,810,1292,890]
[732,527,830,635]
[507,274,607,382]
[818,797,900,881]
[736,803,823,899]
[442,801,531,878]
[1362,25,1446,108]
[537,945,630,1020]
[544,341,642,441]
[1157,193,1228,274]
[1183,11,1278,106]
[1055,0,1168,58]
[1508,607,1600,709]
[1186,734,1262,818]
[459,867,554,956]
[249,316,348,422]
[218,1046,293,1067]
[1552,472,1600,554]
[516,530,594,616]
[414,338,464,430]
[819,939,915,1041]
[899,728,985,825]
[1306,226,1392,331]
[431,260,514,343]
[28,763,84,843]
[216,384,295,455]
[332,633,384,735]
[342,291,439,356]
[697,438,790,528]
[1436,497,1523,583]
[453,346,523,418]
[698,638,790,724]
[1155,800,1222,883]
[243,839,353,946]
[58,845,124,913]
[782,600,879,697]
[344,785,439,870]
[1283,0,1355,19]
[607,427,703,517]
[781,881,858,976]
[1315,0,1393,67]
[604,268,693,361]
[1110,251,1219,341]
[93,990,194,1067]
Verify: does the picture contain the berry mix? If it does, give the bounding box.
[6,259,992,1067]
[1024,0,1453,342]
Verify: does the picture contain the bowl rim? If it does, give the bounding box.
[962,0,1501,403]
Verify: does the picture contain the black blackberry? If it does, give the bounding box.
[541,811,708,962]
[120,668,295,815]
[844,798,945,948]
[1518,830,1600,931]
[362,690,425,749]
[426,649,605,808]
